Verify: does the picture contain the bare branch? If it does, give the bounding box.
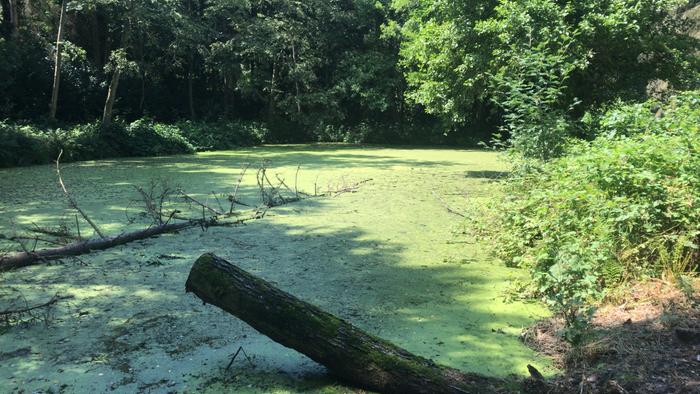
[0,294,72,318]
[229,163,251,214]
[431,190,467,218]
[56,150,106,238]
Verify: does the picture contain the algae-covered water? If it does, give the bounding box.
[0,145,554,393]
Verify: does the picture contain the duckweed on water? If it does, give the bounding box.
[0,145,554,393]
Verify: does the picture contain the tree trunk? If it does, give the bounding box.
[291,42,301,114]
[1,0,18,38]
[185,254,511,394]
[188,51,196,119]
[0,0,11,37]
[49,0,66,121]
[0,220,196,272]
[9,0,17,35]
[89,10,102,66]
[102,68,120,127]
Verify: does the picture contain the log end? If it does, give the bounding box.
[185,253,217,294]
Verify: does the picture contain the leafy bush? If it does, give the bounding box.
[176,121,269,150]
[491,42,580,160]
[583,90,700,139]
[126,120,195,156]
[0,118,273,167]
[487,90,700,335]
[0,123,53,167]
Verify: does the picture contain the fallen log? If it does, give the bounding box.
[185,253,513,393]
[0,221,197,271]
[0,215,256,272]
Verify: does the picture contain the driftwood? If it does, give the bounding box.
[185,253,511,394]
[0,217,255,272]
[1,160,371,272]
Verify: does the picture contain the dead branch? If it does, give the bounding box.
[0,214,260,272]
[229,163,251,213]
[0,293,73,328]
[56,150,106,239]
[28,222,75,239]
[322,178,373,197]
[431,190,467,218]
[132,180,177,225]
[1,162,370,272]
[0,293,72,317]
[181,191,225,216]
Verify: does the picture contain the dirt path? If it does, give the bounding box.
[0,145,554,393]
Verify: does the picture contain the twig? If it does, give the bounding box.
[225,346,255,371]
[56,150,106,238]
[230,163,250,214]
[181,192,224,216]
[431,190,467,218]
[323,178,373,197]
[275,174,298,197]
[294,165,301,199]
[211,192,225,213]
[0,294,73,317]
[75,214,81,240]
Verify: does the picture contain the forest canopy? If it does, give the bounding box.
[1,0,698,154]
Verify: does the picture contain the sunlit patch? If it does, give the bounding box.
[0,146,553,392]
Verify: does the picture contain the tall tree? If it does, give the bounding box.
[48,0,67,121]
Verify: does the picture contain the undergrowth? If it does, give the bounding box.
[476,90,700,342]
[0,119,269,167]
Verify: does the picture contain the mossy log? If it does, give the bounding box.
[185,253,513,394]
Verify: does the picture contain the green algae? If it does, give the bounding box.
[0,145,555,393]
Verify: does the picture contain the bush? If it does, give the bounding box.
[487,90,700,337]
[0,118,272,167]
[583,90,700,139]
[176,121,269,150]
[0,122,53,167]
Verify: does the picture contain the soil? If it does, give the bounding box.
[523,280,700,393]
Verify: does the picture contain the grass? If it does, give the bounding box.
[0,144,554,393]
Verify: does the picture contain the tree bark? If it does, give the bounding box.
[0,0,11,37]
[0,220,196,272]
[185,254,511,394]
[102,68,120,127]
[188,51,196,119]
[1,0,18,38]
[49,0,67,121]
[9,0,17,36]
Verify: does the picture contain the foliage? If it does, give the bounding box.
[487,90,700,333]
[0,119,271,167]
[490,41,581,159]
[175,121,269,150]
[0,123,55,167]
[0,0,424,143]
[394,0,700,150]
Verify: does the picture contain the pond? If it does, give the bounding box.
[0,145,554,393]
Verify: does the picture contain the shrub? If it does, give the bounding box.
[0,118,277,167]
[0,122,53,167]
[176,120,269,150]
[583,90,700,139]
[126,120,195,156]
[488,90,700,334]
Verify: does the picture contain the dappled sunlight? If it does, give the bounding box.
[1,146,549,392]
